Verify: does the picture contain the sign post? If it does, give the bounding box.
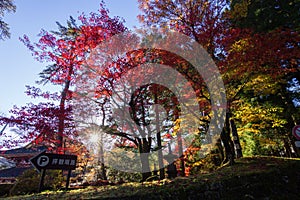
[30,150,77,192]
[39,169,46,193]
[295,141,300,148]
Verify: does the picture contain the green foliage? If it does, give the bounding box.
[232,71,291,157]
[239,131,260,156]
[106,167,142,183]
[234,99,288,157]
[230,0,300,32]
[235,100,287,131]
[189,150,223,174]
[185,134,223,174]
[239,130,285,157]
[9,169,64,196]
[0,184,13,197]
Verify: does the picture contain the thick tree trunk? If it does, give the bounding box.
[99,144,107,180]
[177,133,185,176]
[100,103,107,180]
[57,66,73,153]
[283,137,293,157]
[230,119,243,158]
[220,129,235,165]
[138,137,152,181]
[220,113,235,165]
[280,86,300,157]
[216,138,224,162]
[288,134,300,157]
[285,113,300,157]
[57,78,71,153]
[156,131,165,179]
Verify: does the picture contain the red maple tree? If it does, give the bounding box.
[0,3,126,152]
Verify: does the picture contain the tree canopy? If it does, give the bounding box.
[0,0,16,40]
[0,0,300,183]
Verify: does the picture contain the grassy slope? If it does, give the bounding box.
[2,156,300,200]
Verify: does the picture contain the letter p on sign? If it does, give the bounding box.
[37,155,49,167]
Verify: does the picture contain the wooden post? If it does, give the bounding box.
[39,169,46,193]
[66,169,72,190]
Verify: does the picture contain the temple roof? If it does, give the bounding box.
[0,146,47,158]
[0,166,31,178]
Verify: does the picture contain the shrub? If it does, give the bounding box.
[9,169,64,196]
[0,184,13,197]
[106,167,142,183]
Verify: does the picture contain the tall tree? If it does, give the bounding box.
[228,0,300,157]
[0,0,16,40]
[77,29,214,179]
[0,3,127,152]
[138,0,241,165]
[138,0,300,165]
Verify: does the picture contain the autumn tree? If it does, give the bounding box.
[138,0,300,166]
[75,25,223,179]
[0,0,16,40]
[76,52,178,181]
[0,3,127,153]
[138,0,242,165]
[0,2,181,181]
[228,0,300,157]
[129,83,182,179]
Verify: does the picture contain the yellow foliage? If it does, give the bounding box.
[230,37,251,53]
[245,74,282,95]
[231,0,250,19]
[234,99,287,133]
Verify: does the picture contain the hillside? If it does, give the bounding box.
[1,156,300,200]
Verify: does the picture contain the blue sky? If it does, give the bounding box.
[0,0,140,116]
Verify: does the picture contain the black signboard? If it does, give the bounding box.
[29,150,77,192]
[30,150,77,173]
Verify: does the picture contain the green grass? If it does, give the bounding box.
[1,156,300,200]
